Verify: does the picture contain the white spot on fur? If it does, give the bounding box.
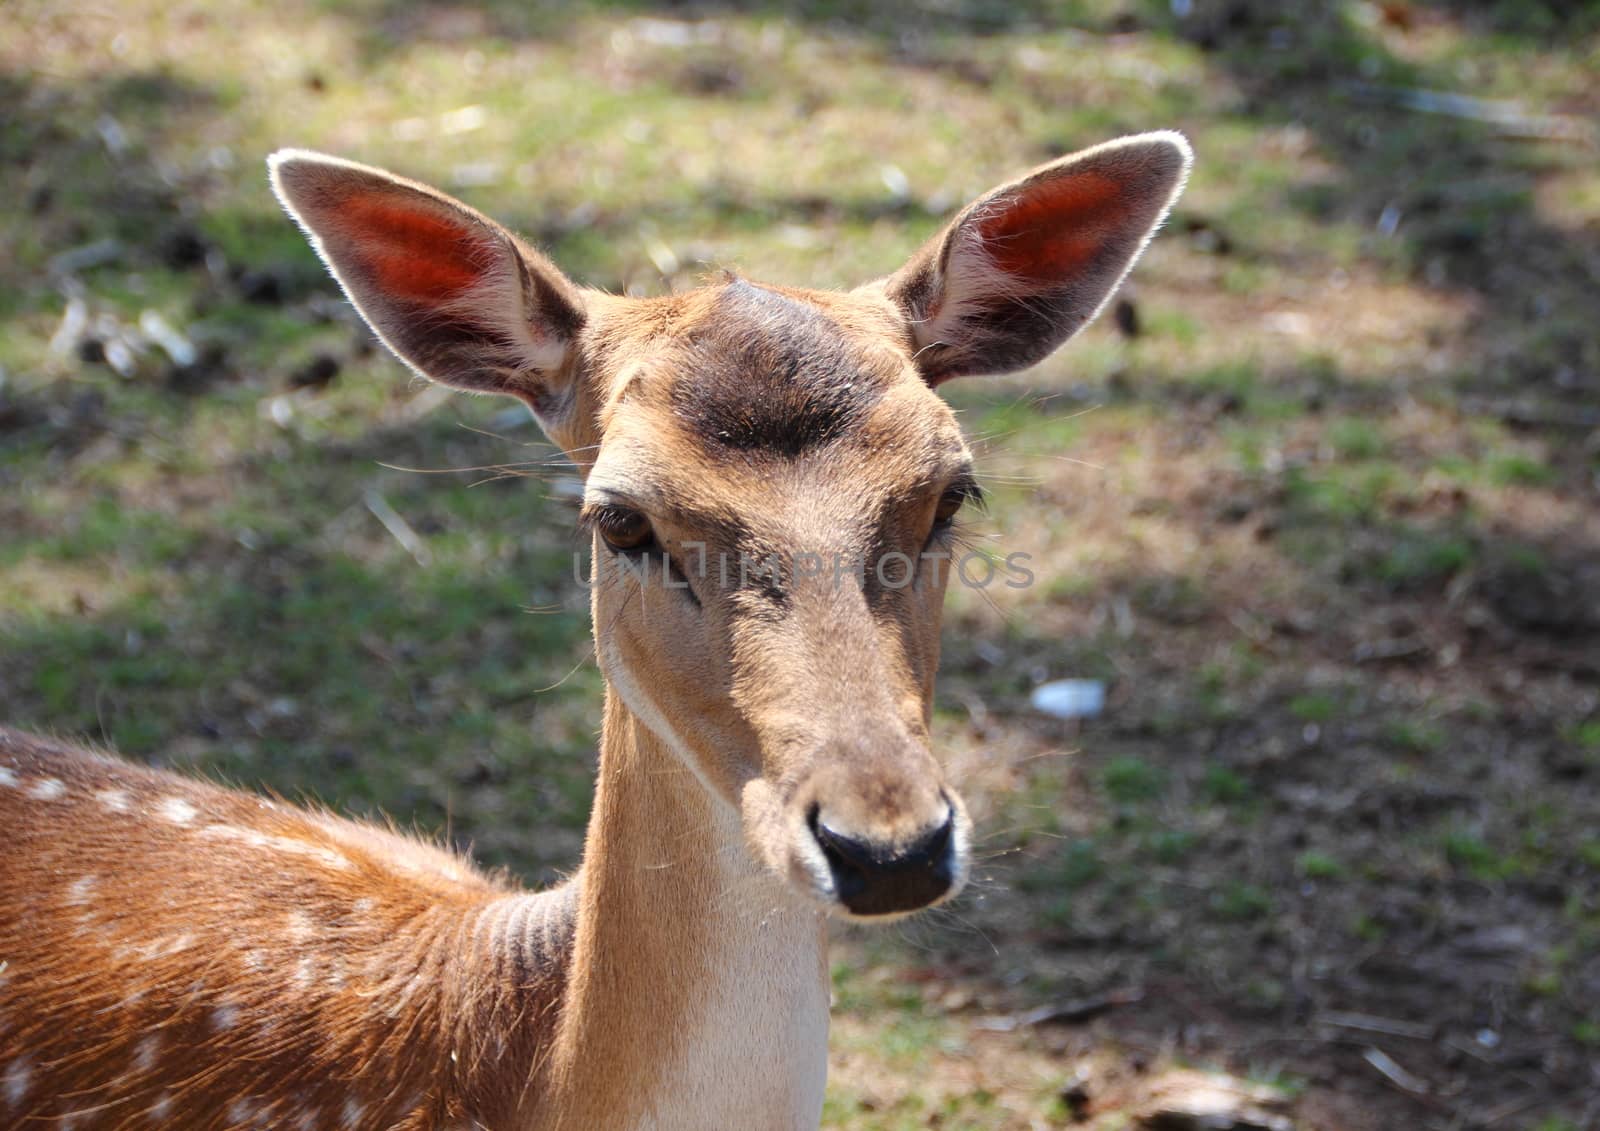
[386,973,427,1016]
[341,1099,365,1128]
[227,1099,254,1125]
[198,825,351,870]
[210,1004,239,1032]
[158,796,198,825]
[293,956,315,991]
[95,789,132,813]
[135,934,192,961]
[286,909,314,943]
[294,1106,320,1131]
[134,1035,161,1074]
[242,949,266,971]
[5,1057,31,1109]
[149,1092,172,1121]
[28,778,66,801]
[65,874,97,906]
[57,1114,79,1130]
[0,767,18,788]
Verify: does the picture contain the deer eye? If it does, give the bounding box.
[927,476,984,540]
[934,489,966,526]
[595,507,655,554]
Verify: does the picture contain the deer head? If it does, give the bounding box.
[270,133,1190,921]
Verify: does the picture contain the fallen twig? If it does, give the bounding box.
[974,987,1144,1032]
[364,488,432,568]
[1362,1046,1430,1096]
[1477,1092,1545,1127]
[1344,82,1596,145]
[1316,1010,1435,1041]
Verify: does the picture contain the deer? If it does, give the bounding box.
[0,130,1189,1130]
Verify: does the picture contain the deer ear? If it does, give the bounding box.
[268,149,586,422]
[883,131,1191,385]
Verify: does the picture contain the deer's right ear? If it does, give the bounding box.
[269,149,586,422]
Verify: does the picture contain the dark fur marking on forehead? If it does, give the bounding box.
[670,280,885,458]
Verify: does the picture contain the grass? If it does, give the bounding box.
[1442,829,1521,882]
[1200,764,1252,805]
[5,1,1600,1127]
[1295,851,1345,881]
[1210,881,1274,923]
[1381,718,1445,756]
[1288,693,1341,724]
[1101,757,1166,805]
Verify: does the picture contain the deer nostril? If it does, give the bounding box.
[808,806,956,916]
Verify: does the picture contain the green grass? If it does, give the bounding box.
[1200,764,1252,805]
[1102,757,1166,805]
[1289,693,1340,724]
[1381,719,1446,756]
[1443,830,1521,883]
[1569,722,1600,749]
[1296,851,1345,881]
[1375,531,1474,589]
[1581,841,1600,871]
[1211,881,1274,923]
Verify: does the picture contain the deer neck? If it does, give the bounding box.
[536,690,831,1131]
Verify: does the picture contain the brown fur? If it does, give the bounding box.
[0,728,573,1129]
[0,133,1189,1128]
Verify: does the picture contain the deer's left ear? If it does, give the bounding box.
[269,149,586,425]
[881,131,1191,385]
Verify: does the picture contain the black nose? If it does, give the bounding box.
[810,807,956,916]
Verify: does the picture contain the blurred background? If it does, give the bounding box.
[2,1,1597,1127]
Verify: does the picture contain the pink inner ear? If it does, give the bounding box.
[342,194,487,304]
[976,171,1124,282]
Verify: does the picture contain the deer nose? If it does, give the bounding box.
[809,804,957,916]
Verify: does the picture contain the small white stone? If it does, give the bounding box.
[1029,679,1106,720]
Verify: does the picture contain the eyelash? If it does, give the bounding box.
[937,480,984,520]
